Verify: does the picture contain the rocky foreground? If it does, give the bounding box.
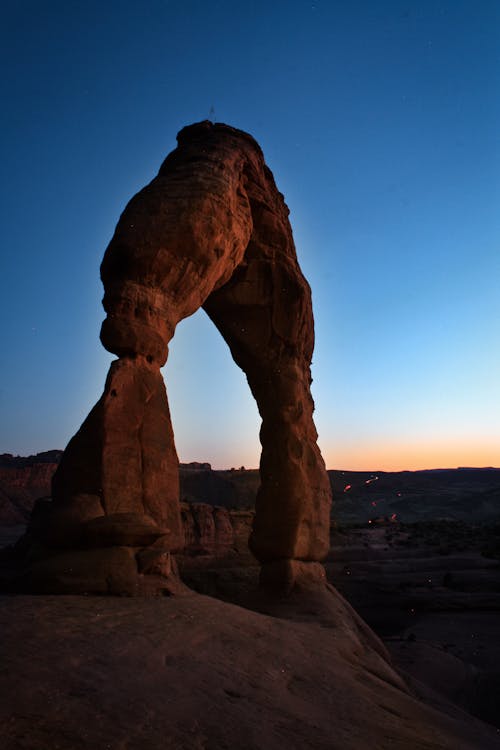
[2,519,500,749]
[2,585,499,750]
[2,458,500,748]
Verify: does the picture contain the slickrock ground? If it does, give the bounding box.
[2,466,500,748]
[327,523,500,732]
[2,587,499,750]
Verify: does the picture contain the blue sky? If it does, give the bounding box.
[1,0,499,469]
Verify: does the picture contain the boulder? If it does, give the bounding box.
[21,546,140,596]
[81,512,166,548]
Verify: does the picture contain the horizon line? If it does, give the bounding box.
[2,450,498,474]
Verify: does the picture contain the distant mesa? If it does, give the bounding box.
[179,462,212,472]
[9,121,331,595]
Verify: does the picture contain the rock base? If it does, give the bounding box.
[259,559,327,594]
[10,539,190,597]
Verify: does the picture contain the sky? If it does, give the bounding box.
[1,0,499,471]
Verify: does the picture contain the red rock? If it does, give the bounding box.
[22,546,140,596]
[180,503,198,552]
[191,503,217,555]
[180,503,235,557]
[136,544,177,577]
[0,486,26,525]
[260,559,327,595]
[51,358,183,550]
[99,120,331,567]
[229,510,255,556]
[31,493,104,548]
[81,512,166,548]
[0,452,61,525]
[22,121,332,594]
[214,507,234,552]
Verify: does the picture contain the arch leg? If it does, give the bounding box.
[204,255,332,573]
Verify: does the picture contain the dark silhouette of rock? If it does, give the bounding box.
[180,462,212,472]
[18,121,332,594]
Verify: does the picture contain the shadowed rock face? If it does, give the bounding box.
[23,121,332,594]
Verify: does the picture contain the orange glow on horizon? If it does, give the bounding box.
[181,435,498,473]
[320,437,499,472]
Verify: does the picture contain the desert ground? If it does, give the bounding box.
[1,463,500,749]
[1,519,500,749]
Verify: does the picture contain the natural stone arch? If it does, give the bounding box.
[22,122,332,594]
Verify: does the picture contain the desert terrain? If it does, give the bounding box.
[1,457,500,749]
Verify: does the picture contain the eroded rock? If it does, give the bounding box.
[19,121,332,595]
[180,503,236,557]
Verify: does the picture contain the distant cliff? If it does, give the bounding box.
[179,465,259,509]
[0,454,259,526]
[329,467,500,524]
[0,451,63,524]
[0,452,255,563]
[1,453,499,528]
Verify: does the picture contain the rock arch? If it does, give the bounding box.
[23,122,332,594]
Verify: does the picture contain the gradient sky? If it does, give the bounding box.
[1,0,499,470]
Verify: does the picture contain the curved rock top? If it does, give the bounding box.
[100,120,309,368]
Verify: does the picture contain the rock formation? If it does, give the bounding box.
[0,452,62,526]
[19,121,332,595]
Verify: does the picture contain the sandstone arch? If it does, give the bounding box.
[23,122,332,594]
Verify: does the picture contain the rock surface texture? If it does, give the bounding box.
[19,121,332,594]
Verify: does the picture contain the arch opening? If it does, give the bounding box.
[165,307,261,470]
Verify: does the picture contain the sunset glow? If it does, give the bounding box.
[320,437,499,473]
